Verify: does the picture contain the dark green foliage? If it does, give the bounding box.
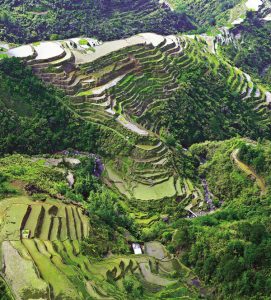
[87,186,134,230]
[169,200,271,298]
[172,0,241,26]
[165,64,270,146]
[191,139,258,201]
[73,158,96,199]
[167,139,271,299]
[220,13,271,84]
[80,185,135,257]
[0,173,16,199]
[239,143,267,173]
[0,276,12,300]
[0,0,194,44]
[0,58,98,155]
[123,276,144,299]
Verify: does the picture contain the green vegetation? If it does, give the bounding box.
[219,13,271,84]
[169,0,243,27]
[0,276,13,300]
[0,2,271,296]
[78,39,89,46]
[0,174,16,199]
[163,138,271,299]
[0,0,194,43]
[0,58,98,155]
[0,155,199,299]
[17,31,270,206]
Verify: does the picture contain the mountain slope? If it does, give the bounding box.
[0,0,194,43]
[165,138,271,299]
[3,32,270,206]
[0,155,201,300]
[167,0,243,26]
[1,23,271,299]
[218,13,271,84]
[168,0,269,27]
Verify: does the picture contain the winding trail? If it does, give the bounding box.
[231,149,266,195]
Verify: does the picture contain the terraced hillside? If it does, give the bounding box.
[0,154,202,299]
[0,195,198,300]
[6,32,271,208]
[0,0,193,43]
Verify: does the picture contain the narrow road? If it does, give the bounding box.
[231,149,266,195]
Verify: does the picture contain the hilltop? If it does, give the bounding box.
[165,0,271,84]
[218,11,271,84]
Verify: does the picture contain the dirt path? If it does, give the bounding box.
[231,149,266,195]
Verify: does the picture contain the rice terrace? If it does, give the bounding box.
[0,0,271,299]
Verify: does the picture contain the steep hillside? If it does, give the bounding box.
[163,138,271,299]
[168,0,243,27]
[167,0,269,28]
[1,28,271,300]
[218,12,271,84]
[0,0,194,43]
[3,32,271,208]
[0,155,201,300]
[167,0,271,84]
[11,33,270,144]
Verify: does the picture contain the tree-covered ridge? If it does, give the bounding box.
[0,57,134,160]
[0,0,194,43]
[0,58,98,155]
[156,138,271,299]
[219,13,271,85]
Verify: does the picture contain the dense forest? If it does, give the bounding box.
[0,0,194,43]
[0,58,99,155]
[169,139,271,299]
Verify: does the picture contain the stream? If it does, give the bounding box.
[199,156,216,211]
[201,178,215,211]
